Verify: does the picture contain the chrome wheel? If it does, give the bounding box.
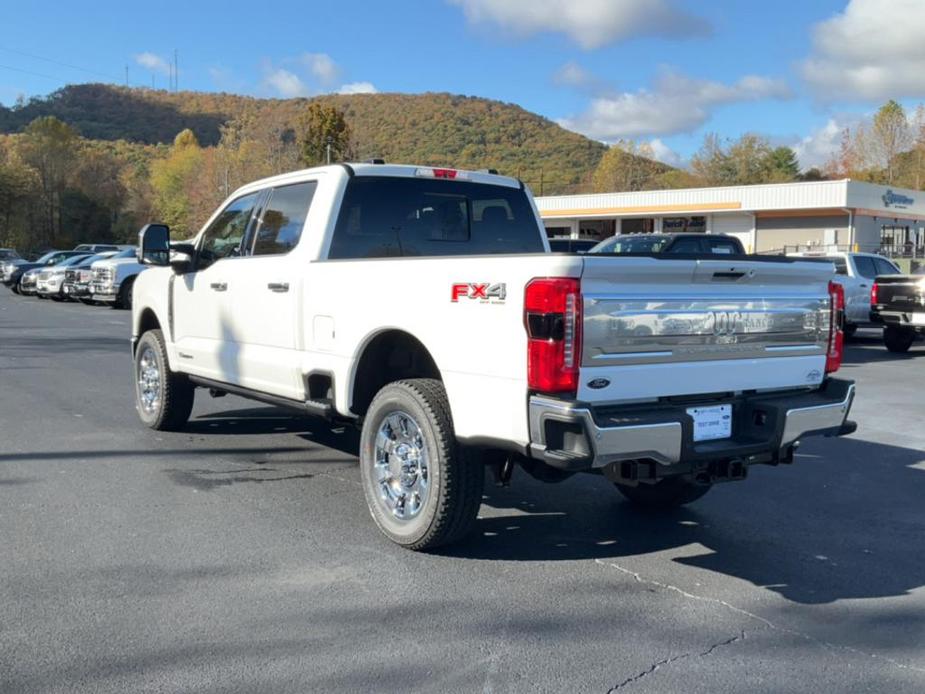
[137,346,161,414]
[374,410,430,521]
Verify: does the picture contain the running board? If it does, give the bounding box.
[188,376,334,419]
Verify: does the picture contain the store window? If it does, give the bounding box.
[880,225,923,258]
[621,218,655,234]
[545,225,572,239]
[578,219,616,241]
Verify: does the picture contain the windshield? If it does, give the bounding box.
[591,235,668,254]
[0,250,20,260]
[56,255,90,267]
[112,248,136,259]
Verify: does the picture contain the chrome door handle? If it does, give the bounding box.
[210,282,227,292]
[267,282,289,293]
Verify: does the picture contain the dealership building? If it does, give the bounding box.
[536,179,925,257]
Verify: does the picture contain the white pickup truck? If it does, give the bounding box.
[788,251,901,335]
[132,163,856,550]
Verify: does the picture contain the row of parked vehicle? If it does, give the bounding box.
[0,244,145,309]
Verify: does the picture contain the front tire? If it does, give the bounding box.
[615,477,712,509]
[134,329,194,431]
[884,326,915,353]
[115,277,135,310]
[360,379,484,551]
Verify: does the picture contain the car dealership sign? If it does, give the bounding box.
[882,189,915,209]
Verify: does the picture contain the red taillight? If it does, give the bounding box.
[826,280,845,374]
[870,281,879,306]
[524,278,581,395]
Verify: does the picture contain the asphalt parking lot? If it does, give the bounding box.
[1,290,924,693]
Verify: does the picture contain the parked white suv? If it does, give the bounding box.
[788,251,901,335]
[132,163,856,550]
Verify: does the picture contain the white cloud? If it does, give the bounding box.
[558,69,792,139]
[134,52,170,75]
[802,0,925,100]
[300,53,340,85]
[789,113,872,171]
[552,61,602,91]
[449,0,710,49]
[262,54,375,97]
[263,68,310,98]
[337,81,378,95]
[646,138,683,167]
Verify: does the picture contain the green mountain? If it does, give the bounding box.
[0,83,607,193]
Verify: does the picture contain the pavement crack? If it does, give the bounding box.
[606,631,744,692]
[595,558,925,675]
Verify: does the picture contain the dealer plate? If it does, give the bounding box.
[687,404,732,442]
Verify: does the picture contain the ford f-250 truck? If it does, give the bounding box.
[131,163,856,550]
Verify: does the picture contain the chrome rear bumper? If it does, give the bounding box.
[528,379,855,471]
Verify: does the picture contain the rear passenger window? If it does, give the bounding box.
[251,181,317,256]
[853,256,878,279]
[327,177,544,259]
[668,238,702,253]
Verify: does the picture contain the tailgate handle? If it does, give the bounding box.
[209,282,227,292]
[267,282,290,293]
[712,271,746,280]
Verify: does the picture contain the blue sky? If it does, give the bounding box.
[1,0,923,169]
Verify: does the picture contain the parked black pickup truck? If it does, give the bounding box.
[870,269,925,352]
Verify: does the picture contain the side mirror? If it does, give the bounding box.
[169,243,196,274]
[138,223,170,266]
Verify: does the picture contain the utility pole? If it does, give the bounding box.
[326,136,333,164]
[124,65,128,87]
[174,49,178,92]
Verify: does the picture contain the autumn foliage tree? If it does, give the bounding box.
[297,102,353,166]
[150,129,203,237]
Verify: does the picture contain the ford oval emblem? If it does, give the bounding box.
[587,378,610,390]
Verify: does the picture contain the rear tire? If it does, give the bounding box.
[134,329,194,431]
[359,378,484,551]
[884,326,915,353]
[615,477,712,509]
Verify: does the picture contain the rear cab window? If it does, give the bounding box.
[825,257,849,275]
[327,176,545,259]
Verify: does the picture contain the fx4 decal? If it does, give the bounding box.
[451,283,507,303]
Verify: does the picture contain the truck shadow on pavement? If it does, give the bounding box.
[842,332,925,365]
[445,435,925,607]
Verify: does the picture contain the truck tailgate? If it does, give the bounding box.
[875,274,925,311]
[579,256,834,402]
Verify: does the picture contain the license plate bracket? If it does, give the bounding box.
[687,404,733,442]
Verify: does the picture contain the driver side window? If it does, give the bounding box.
[198,192,261,269]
